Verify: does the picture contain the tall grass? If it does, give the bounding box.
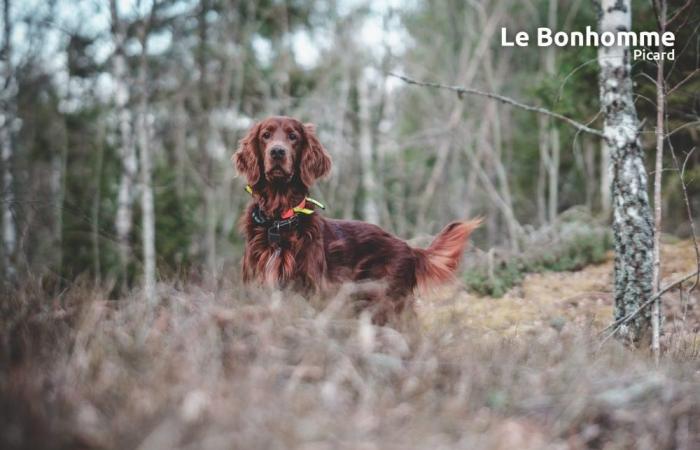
[1,278,698,449]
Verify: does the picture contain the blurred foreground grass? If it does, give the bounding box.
[1,241,699,449]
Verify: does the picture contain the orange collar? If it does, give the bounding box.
[281,198,306,219]
[244,185,324,219]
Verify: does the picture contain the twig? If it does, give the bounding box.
[389,73,604,138]
[667,120,700,138]
[669,141,700,292]
[598,269,700,344]
[667,68,699,95]
[667,0,694,25]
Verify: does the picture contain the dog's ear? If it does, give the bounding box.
[300,123,332,187]
[233,122,262,185]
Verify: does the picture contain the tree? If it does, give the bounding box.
[596,0,655,344]
[110,0,138,281]
[650,0,668,363]
[357,71,380,225]
[136,0,158,303]
[538,0,561,226]
[1,0,16,280]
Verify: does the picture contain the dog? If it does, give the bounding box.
[234,116,480,323]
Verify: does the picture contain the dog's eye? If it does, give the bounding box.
[262,131,271,139]
[288,132,297,141]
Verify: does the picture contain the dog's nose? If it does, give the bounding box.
[270,146,286,160]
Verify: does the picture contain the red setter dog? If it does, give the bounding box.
[234,116,479,323]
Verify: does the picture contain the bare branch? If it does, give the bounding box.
[598,268,700,344]
[667,0,694,25]
[667,68,700,95]
[389,73,604,138]
[669,135,700,292]
[667,120,700,137]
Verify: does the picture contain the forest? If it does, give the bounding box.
[1,0,700,448]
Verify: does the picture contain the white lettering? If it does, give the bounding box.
[600,32,615,46]
[502,27,676,50]
[554,31,568,46]
[662,31,674,47]
[501,28,529,46]
[501,27,514,46]
[515,31,529,46]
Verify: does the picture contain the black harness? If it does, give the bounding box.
[251,204,300,245]
[245,185,325,245]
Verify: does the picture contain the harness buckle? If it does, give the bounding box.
[268,222,281,244]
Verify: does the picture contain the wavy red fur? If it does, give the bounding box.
[235,116,480,324]
[413,219,482,291]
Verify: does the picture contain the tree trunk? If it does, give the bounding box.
[536,125,548,226]
[137,6,156,304]
[548,127,560,223]
[50,119,67,276]
[583,136,596,210]
[543,0,559,224]
[600,140,612,215]
[92,122,105,283]
[651,0,667,363]
[597,0,655,344]
[110,0,136,279]
[1,117,15,279]
[327,75,350,210]
[138,103,155,303]
[197,0,218,280]
[357,73,380,225]
[1,0,16,279]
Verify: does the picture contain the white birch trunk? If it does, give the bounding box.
[597,0,655,344]
[600,140,612,215]
[537,118,548,226]
[2,0,16,278]
[651,0,667,363]
[583,137,596,209]
[137,16,156,304]
[548,127,560,223]
[546,0,559,224]
[92,123,105,282]
[110,0,136,275]
[50,130,66,274]
[327,75,350,209]
[138,101,155,303]
[1,122,15,278]
[357,73,379,225]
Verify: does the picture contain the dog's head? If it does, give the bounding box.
[233,116,331,188]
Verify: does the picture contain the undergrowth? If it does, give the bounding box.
[0,277,698,449]
[464,211,612,297]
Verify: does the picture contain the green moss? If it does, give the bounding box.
[464,219,612,297]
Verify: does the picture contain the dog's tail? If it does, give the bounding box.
[413,219,482,291]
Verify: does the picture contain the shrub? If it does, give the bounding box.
[464,210,612,297]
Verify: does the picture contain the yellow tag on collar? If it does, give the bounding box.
[305,197,325,210]
[244,185,325,214]
[293,207,315,215]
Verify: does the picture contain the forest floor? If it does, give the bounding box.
[420,239,700,344]
[2,240,699,449]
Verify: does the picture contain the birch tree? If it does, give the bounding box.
[1,0,16,279]
[597,0,655,344]
[651,0,668,362]
[110,0,137,278]
[137,1,157,303]
[538,0,561,225]
[358,71,380,225]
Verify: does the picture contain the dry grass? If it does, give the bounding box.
[425,240,700,342]
[1,243,699,449]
